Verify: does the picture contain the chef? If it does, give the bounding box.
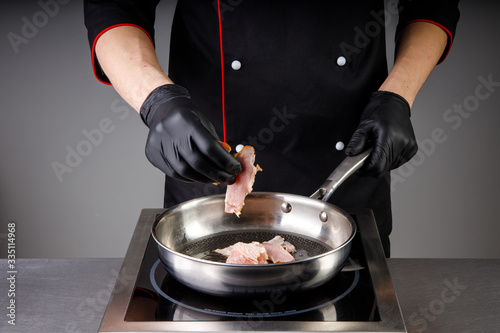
[84,0,460,256]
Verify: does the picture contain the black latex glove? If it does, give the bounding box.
[140,84,241,184]
[345,91,418,177]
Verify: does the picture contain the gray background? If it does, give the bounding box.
[1,0,499,259]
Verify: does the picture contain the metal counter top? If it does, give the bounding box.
[0,258,498,332]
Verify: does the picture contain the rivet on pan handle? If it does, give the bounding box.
[310,148,373,202]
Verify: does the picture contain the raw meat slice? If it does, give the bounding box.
[214,236,296,264]
[262,242,295,263]
[215,242,268,264]
[224,145,262,217]
[214,245,234,257]
[265,235,297,253]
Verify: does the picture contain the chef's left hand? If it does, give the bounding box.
[345,91,418,177]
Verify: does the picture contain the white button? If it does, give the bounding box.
[337,56,346,67]
[335,141,345,151]
[231,60,242,70]
[235,144,244,152]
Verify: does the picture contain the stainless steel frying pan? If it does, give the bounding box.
[152,149,372,296]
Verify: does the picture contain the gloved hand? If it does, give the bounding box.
[345,91,418,177]
[140,84,241,184]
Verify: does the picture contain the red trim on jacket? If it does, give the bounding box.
[91,23,155,86]
[216,0,227,143]
[403,19,454,64]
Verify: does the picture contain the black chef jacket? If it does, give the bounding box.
[84,0,460,256]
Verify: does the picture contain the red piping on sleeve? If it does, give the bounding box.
[216,0,227,143]
[403,19,454,64]
[91,23,155,86]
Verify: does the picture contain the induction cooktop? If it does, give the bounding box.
[98,208,406,332]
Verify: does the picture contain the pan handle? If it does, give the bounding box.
[310,148,373,202]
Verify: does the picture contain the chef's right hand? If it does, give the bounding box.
[140,84,241,184]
